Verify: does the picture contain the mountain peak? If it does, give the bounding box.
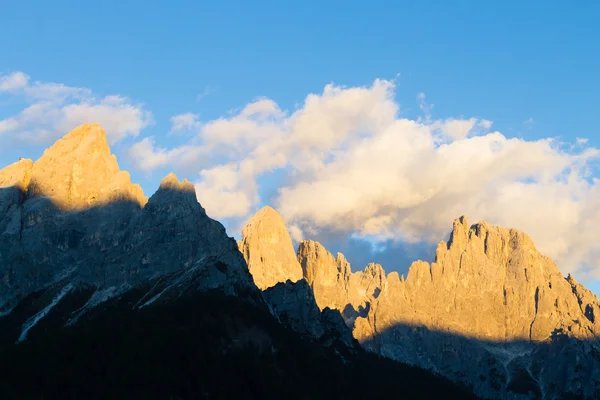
[239,206,303,289]
[158,173,195,193]
[0,157,33,192]
[22,124,147,210]
[0,122,255,316]
[61,123,105,140]
[242,206,282,229]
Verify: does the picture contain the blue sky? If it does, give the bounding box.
[2,1,600,291]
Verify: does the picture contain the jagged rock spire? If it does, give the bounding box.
[242,212,600,399]
[238,206,303,290]
[20,123,147,209]
[0,123,255,315]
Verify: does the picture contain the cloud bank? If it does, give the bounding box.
[0,71,152,144]
[131,79,600,278]
[3,71,599,279]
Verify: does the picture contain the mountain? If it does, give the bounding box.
[0,124,255,323]
[0,124,478,399]
[238,206,303,290]
[242,208,600,399]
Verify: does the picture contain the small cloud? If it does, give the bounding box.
[0,71,30,92]
[288,224,304,242]
[417,92,434,121]
[196,85,217,102]
[433,118,477,140]
[479,119,493,129]
[524,117,534,127]
[169,112,201,135]
[577,137,589,145]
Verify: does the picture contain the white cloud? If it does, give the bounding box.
[479,119,493,129]
[0,71,152,143]
[169,112,201,135]
[128,137,209,172]
[194,163,256,219]
[417,92,434,120]
[0,117,20,135]
[0,71,29,91]
[432,117,478,140]
[129,79,600,279]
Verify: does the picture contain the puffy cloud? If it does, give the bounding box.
[0,117,20,135]
[0,71,152,143]
[433,117,478,140]
[0,71,29,91]
[128,137,209,172]
[130,79,600,278]
[194,163,256,219]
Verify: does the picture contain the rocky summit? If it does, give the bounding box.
[239,206,359,350]
[242,208,600,400]
[238,206,303,289]
[0,123,256,324]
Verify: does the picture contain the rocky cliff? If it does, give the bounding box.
[263,279,356,349]
[239,206,356,349]
[243,209,600,399]
[238,206,303,289]
[0,124,256,335]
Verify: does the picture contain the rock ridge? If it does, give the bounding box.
[240,208,600,399]
[0,123,255,320]
[238,206,303,290]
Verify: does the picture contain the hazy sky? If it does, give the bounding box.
[2,1,600,292]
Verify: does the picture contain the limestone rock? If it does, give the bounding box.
[239,207,356,349]
[239,206,303,289]
[298,240,352,311]
[26,123,147,210]
[373,216,600,343]
[292,216,600,399]
[297,240,385,333]
[262,279,355,348]
[0,158,33,235]
[0,158,33,191]
[0,124,256,319]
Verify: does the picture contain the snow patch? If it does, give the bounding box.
[139,267,199,308]
[17,283,74,343]
[132,276,165,309]
[66,285,127,326]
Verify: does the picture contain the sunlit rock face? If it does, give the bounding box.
[300,216,600,344]
[373,216,600,342]
[26,124,147,210]
[239,207,355,349]
[297,239,386,341]
[242,209,600,399]
[238,206,303,290]
[0,124,255,317]
[363,217,600,399]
